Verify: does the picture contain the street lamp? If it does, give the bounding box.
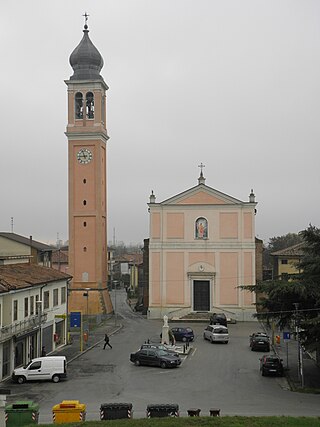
[36,300,42,357]
[83,288,90,332]
[113,281,118,326]
[82,288,90,349]
[293,302,304,388]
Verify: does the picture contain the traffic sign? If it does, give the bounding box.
[283,331,291,341]
[70,312,81,328]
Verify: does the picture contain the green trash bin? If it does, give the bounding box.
[5,400,39,426]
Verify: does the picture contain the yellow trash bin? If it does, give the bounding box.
[52,400,86,424]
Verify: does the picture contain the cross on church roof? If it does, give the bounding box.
[198,162,205,174]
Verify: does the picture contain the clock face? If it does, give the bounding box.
[77,148,93,164]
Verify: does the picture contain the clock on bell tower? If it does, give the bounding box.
[65,18,113,316]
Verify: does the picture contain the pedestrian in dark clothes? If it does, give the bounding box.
[103,333,112,349]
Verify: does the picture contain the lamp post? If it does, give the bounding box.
[36,300,42,357]
[83,288,90,332]
[82,288,90,348]
[113,281,118,326]
[293,302,304,388]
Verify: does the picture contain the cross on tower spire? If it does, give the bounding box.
[83,12,89,27]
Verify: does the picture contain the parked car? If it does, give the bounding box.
[12,356,67,384]
[259,355,284,376]
[170,327,194,342]
[249,332,269,346]
[130,348,181,368]
[203,325,229,344]
[140,343,180,357]
[251,336,270,352]
[209,313,227,327]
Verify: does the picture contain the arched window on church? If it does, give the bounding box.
[86,92,94,119]
[75,92,83,119]
[195,217,208,239]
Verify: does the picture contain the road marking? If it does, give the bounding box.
[190,347,197,358]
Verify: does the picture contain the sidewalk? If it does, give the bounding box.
[52,316,122,363]
[274,337,320,391]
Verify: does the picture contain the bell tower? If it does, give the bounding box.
[65,17,113,315]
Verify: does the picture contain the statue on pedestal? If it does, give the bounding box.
[161,315,169,345]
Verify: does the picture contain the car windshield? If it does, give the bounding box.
[185,328,193,333]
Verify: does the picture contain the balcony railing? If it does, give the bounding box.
[0,313,48,342]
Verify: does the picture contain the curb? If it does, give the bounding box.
[67,323,123,364]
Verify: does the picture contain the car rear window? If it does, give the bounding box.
[266,358,280,365]
[214,327,228,334]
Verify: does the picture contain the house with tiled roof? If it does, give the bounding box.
[271,243,304,278]
[0,233,53,267]
[0,263,72,381]
[52,249,69,273]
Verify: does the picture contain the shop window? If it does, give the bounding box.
[281,259,288,264]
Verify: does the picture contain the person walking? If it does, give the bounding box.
[103,333,112,349]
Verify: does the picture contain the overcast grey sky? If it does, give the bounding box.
[1,1,319,246]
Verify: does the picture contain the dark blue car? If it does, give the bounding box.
[171,327,194,342]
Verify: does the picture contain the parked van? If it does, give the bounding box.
[12,356,67,384]
[203,325,229,344]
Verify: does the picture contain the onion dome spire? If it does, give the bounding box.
[69,14,104,80]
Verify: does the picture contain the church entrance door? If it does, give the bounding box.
[193,280,210,311]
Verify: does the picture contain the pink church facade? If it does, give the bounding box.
[147,173,257,321]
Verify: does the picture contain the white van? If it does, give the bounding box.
[12,356,67,384]
[203,325,229,344]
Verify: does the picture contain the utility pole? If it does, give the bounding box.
[293,302,304,388]
[36,300,42,356]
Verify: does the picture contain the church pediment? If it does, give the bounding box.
[176,191,227,205]
[161,185,243,206]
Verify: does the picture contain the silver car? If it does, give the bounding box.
[203,325,229,344]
